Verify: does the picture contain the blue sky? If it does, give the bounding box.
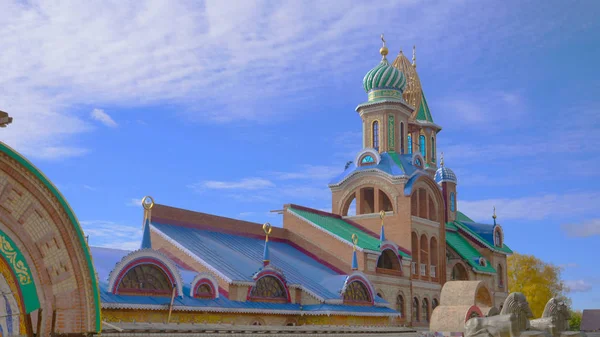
[1,0,599,310]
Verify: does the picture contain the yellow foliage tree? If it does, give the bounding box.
[507,252,570,318]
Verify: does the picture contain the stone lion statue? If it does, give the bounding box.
[465,293,534,337]
[529,298,570,336]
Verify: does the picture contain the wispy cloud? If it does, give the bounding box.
[83,185,97,191]
[190,178,275,191]
[559,263,578,269]
[458,192,600,222]
[565,280,593,293]
[561,218,600,238]
[80,220,142,250]
[439,91,526,126]
[91,108,118,128]
[126,197,143,207]
[270,165,340,181]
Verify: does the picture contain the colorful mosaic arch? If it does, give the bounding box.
[0,230,39,313]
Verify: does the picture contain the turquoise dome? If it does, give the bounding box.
[362,59,407,93]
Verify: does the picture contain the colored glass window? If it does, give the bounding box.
[372,121,379,150]
[249,276,287,300]
[494,229,502,247]
[412,297,419,322]
[400,123,405,154]
[422,298,429,322]
[415,158,422,168]
[343,281,371,303]
[397,295,405,317]
[361,155,374,164]
[419,135,426,157]
[450,192,456,212]
[431,136,435,162]
[407,134,412,154]
[117,264,172,296]
[195,283,213,298]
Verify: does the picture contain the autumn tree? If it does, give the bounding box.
[507,252,570,318]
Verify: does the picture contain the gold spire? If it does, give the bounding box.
[391,47,423,117]
[412,45,416,68]
[440,152,444,167]
[380,34,389,59]
[492,206,497,220]
[263,222,272,242]
[141,196,155,224]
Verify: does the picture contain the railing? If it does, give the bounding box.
[430,265,436,278]
[411,262,417,275]
[420,263,426,276]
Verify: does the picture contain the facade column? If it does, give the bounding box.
[356,189,364,215]
[374,188,381,213]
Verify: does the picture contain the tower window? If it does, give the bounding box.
[400,123,405,154]
[450,192,456,212]
[431,136,435,162]
[361,155,375,164]
[372,121,379,151]
[408,134,412,154]
[419,135,426,158]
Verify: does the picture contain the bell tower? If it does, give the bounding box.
[358,35,414,155]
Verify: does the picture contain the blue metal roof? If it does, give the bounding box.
[329,152,419,185]
[151,223,349,300]
[90,246,130,282]
[460,221,495,246]
[435,166,457,184]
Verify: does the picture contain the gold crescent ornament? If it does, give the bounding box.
[379,210,386,220]
[142,196,154,210]
[263,223,272,236]
[352,233,358,247]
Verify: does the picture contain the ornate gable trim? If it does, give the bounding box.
[190,273,219,299]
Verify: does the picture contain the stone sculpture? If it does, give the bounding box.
[464,292,534,337]
[529,298,570,337]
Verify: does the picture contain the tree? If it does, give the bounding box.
[569,310,582,331]
[507,252,570,318]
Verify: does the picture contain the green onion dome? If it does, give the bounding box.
[362,59,407,93]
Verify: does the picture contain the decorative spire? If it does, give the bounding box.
[380,34,389,60]
[141,196,154,249]
[412,45,416,68]
[440,152,444,167]
[351,233,359,270]
[379,210,386,242]
[262,223,272,266]
[492,206,497,226]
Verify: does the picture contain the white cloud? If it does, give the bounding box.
[91,109,118,128]
[270,165,341,181]
[80,220,142,250]
[458,192,600,222]
[126,197,144,207]
[559,263,578,269]
[83,185,96,191]
[565,280,593,293]
[561,218,600,238]
[191,178,275,191]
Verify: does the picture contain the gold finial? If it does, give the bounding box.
[380,34,389,58]
[141,196,154,223]
[351,233,358,251]
[412,45,416,67]
[379,210,386,221]
[492,206,497,220]
[440,152,444,167]
[263,222,272,242]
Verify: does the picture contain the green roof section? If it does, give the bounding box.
[446,231,497,274]
[445,221,458,231]
[387,151,406,172]
[456,211,474,222]
[288,206,411,259]
[416,92,434,123]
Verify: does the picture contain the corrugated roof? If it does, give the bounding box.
[582,309,600,331]
[151,223,351,300]
[454,220,513,254]
[445,231,496,274]
[288,206,411,259]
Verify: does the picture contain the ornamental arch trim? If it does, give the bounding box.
[190,272,219,299]
[340,271,376,305]
[0,142,101,334]
[337,177,399,215]
[108,249,184,297]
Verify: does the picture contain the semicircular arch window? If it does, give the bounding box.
[343,280,372,303]
[249,276,287,301]
[117,264,173,296]
[361,155,375,165]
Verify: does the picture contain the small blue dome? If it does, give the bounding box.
[435,166,457,185]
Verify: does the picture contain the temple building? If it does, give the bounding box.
[0,37,511,336]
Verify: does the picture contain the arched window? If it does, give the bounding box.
[117,264,173,296]
[494,228,502,247]
[343,281,372,303]
[422,298,429,322]
[407,134,413,154]
[249,276,287,301]
[194,282,215,299]
[497,264,504,288]
[397,295,405,317]
[377,249,401,271]
[432,298,439,311]
[451,263,469,281]
[419,134,426,157]
[450,192,456,212]
[400,122,405,154]
[412,297,419,322]
[431,136,435,162]
[360,155,375,165]
[372,121,379,151]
